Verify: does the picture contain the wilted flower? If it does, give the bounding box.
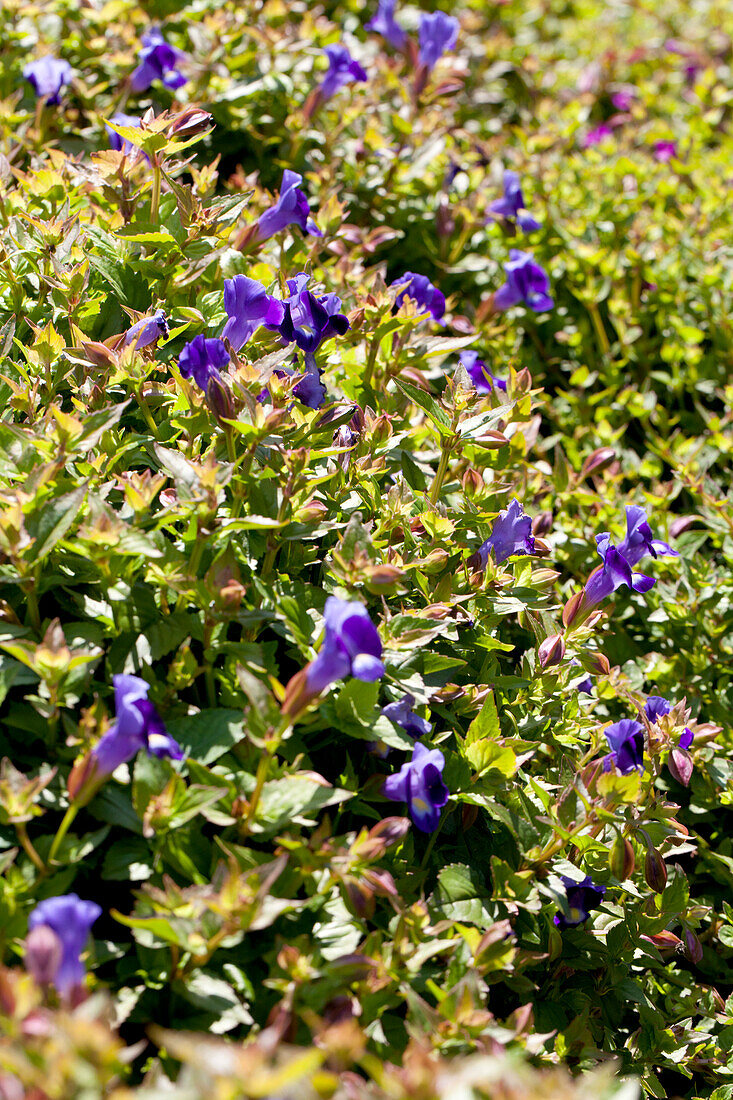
[222,275,285,351]
[305,597,384,694]
[256,170,323,241]
[28,895,102,995]
[278,273,350,358]
[418,11,459,71]
[495,250,553,313]
[392,271,445,320]
[106,112,142,155]
[488,170,541,233]
[381,694,431,738]
[644,695,672,725]
[603,718,644,774]
[474,499,535,567]
[653,140,677,162]
[91,674,182,780]
[178,335,230,391]
[23,57,72,105]
[366,0,407,50]
[553,875,606,929]
[583,533,655,607]
[617,506,678,566]
[130,27,186,93]
[459,350,507,394]
[122,310,169,350]
[383,742,449,832]
[319,45,368,101]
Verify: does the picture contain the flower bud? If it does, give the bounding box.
[25,925,62,987]
[168,107,214,139]
[531,511,553,536]
[369,413,393,444]
[342,875,375,920]
[364,563,407,595]
[206,374,235,423]
[644,846,668,893]
[684,928,703,964]
[436,200,455,239]
[420,548,449,575]
[295,499,328,523]
[579,651,611,676]
[538,633,565,669]
[531,568,561,590]
[562,591,587,630]
[668,746,693,787]
[81,340,118,369]
[580,447,616,479]
[462,804,479,831]
[462,467,484,498]
[609,835,635,880]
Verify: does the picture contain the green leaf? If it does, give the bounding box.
[392,378,453,437]
[254,776,353,835]
[27,485,88,561]
[166,709,245,765]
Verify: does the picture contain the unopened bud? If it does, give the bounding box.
[668,745,693,787]
[462,804,479,831]
[512,367,532,394]
[644,846,668,893]
[578,651,611,676]
[369,413,393,444]
[25,925,62,987]
[342,875,375,920]
[218,579,246,610]
[531,568,561,589]
[531,510,553,536]
[580,447,616,479]
[462,467,484,498]
[364,563,406,595]
[436,200,455,239]
[295,499,328,523]
[168,107,214,139]
[609,835,635,880]
[82,341,118,369]
[684,928,703,964]
[563,591,587,629]
[478,429,510,449]
[420,548,449,575]
[206,375,235,423]
[538,633,565,669]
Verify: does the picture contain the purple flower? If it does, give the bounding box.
[178,335,230,391]
[392,272,445,320]
[122,310,169,350]
[306,597,384,694]
[610,88,635,111]
[418,11,459,71]
[644,695,672,725]
[553,875,606,929]
[653,140,677,162]
[581,124,614,148]
[222,275,285,351]
[459,350,507,394]
[576,674,594,696]
[583,533,655,607]
[488,170,541,233]
[130,27,186,93]
[106,112,142,155]
[383,742,449,832]
[278,273,349,354]
[494,250,553,313]
[617,506,678,567]
[319,45,368,100]
[28,895,102,994]
[603,719,645,774]
[256,170,323,241]
[92,674,182,780]
[23,57,72,105]
[366,0,407,50]
[293,360,327,409]
[475,499,535,567]
[381,694,431,739]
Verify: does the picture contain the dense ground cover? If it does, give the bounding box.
[1,0,733,1096]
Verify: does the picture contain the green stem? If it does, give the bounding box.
[16,822,46,876]
[419,811,447,871]
[150,159,162,223]
[588,301,611,356]
[136,387,158,435]
[176,535,206,613]
[362,334,380,391]
[429,440,452,504]
[241,717,292,834]
[48,802,80,865]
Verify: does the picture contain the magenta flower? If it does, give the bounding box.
[610,88,635,111]
[319,45,368,100]
[130,27,186,93]
[581,124,614,148]
[256,170,323,241]
[554,875,606,929]
[366,0,407,50]
[653,140,677,162]
[383,742,449,832]
[392,272,445,320]
[487,170,541,233]
[494,250,553,313]
[603,719,645,774]
[28,895,102,994]
[178,336,230,391]
[223,275,285,351]
[23,57,72,104]
[459,350,507,394]
[306,597,384,694]
[418,11,459,71]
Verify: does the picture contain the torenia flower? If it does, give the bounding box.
[383,743,449,832]
[381,694,431,738]
[392,272,445,320]
[554,875,606,929]
[603,719,644,774]
[122,310,169,350]
[366,0,407,50]
[418,11,459,71]
[319,45,368,101]
[28,895,102,995]
[617,506,677,567]
[495,250,553,313]
[306,597,384,694]
[583,534,655,607]
[178,336,229,391]
[106,112,142,155]
[581,124,614,148]
[653,140,677,162]
[644,695,672,725]
[474,499,535,567]
[23,57,72,105]
[130,27,186,93]
[256,170,323,241]
[278,274,349,355]
[92,674,182,779]
[488,170,541,233]
[223,276,285,351]
[459,350,507,394]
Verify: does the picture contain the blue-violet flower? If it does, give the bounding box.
[418,11,459,71]
[28,895,102,994]
[366,0,407,50]
[223,275,285,351]
[23,57,72,105]
[495,250,553,313]
[383,742,449,832]
[306,597,384,694]
[381,694,431,738]
[178,336,230,391]
[319,45,368,101]
[122,310,169,350]
[92,674,182,780]
[488,170,541,233]
[617,505,677,567]
[459,350,507,394]
[474,498,535,567]
[603,719,645,774]
[256,170,323,241]
[130,27,186,93]
[583,534,655,608]
[554,875,606,929]
[392,272,445,320]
